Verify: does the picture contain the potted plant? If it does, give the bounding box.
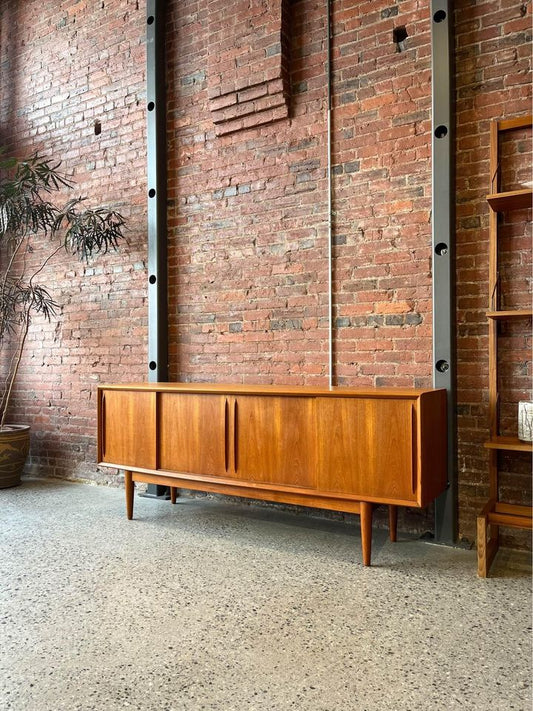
[0,151,126,487]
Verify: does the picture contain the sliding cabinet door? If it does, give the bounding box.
[233,396,317,489]
[158,393,228,477]
[317,397,417,503]
[100,389,156,469]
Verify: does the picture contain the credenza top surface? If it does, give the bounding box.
[98,382,446,399]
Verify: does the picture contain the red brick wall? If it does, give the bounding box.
[1,0,531,545]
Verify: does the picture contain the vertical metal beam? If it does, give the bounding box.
[326,0,334,389]
[145,0,168,498]
[431,1,457,543]
[146,0,168,384]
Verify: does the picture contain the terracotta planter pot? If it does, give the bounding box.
[0,425,30,488]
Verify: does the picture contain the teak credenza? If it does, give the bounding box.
[97,383,447,565]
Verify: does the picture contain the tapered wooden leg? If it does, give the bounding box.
[125,470,134,520]
[170,487,177,504]
[360,501,374,566]
[388,505,398,543]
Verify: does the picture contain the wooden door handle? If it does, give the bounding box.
[411,404,416,495]
[101,393,106,458]
[224,398,229,472]
[233,400,238,472]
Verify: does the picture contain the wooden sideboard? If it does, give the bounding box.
[97,383,447,565]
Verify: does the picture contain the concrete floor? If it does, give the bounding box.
[0,479,531,711]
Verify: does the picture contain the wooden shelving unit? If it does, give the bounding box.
[477,115,533,577]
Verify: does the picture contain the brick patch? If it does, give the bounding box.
[207,0,290,133]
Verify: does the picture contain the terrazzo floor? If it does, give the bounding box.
[0,478,531,711]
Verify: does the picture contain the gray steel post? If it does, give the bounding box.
[431,0,457,543]
[146,0,168,384]
[145,0,169,498]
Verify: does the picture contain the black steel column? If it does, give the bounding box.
[431,1,457,543]
[145,0,168,498]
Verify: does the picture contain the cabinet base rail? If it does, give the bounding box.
[124,470,399,567]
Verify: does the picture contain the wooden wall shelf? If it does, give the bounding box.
[484,436,533,453]
[486,309,532,320]
[486,188,532,211]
